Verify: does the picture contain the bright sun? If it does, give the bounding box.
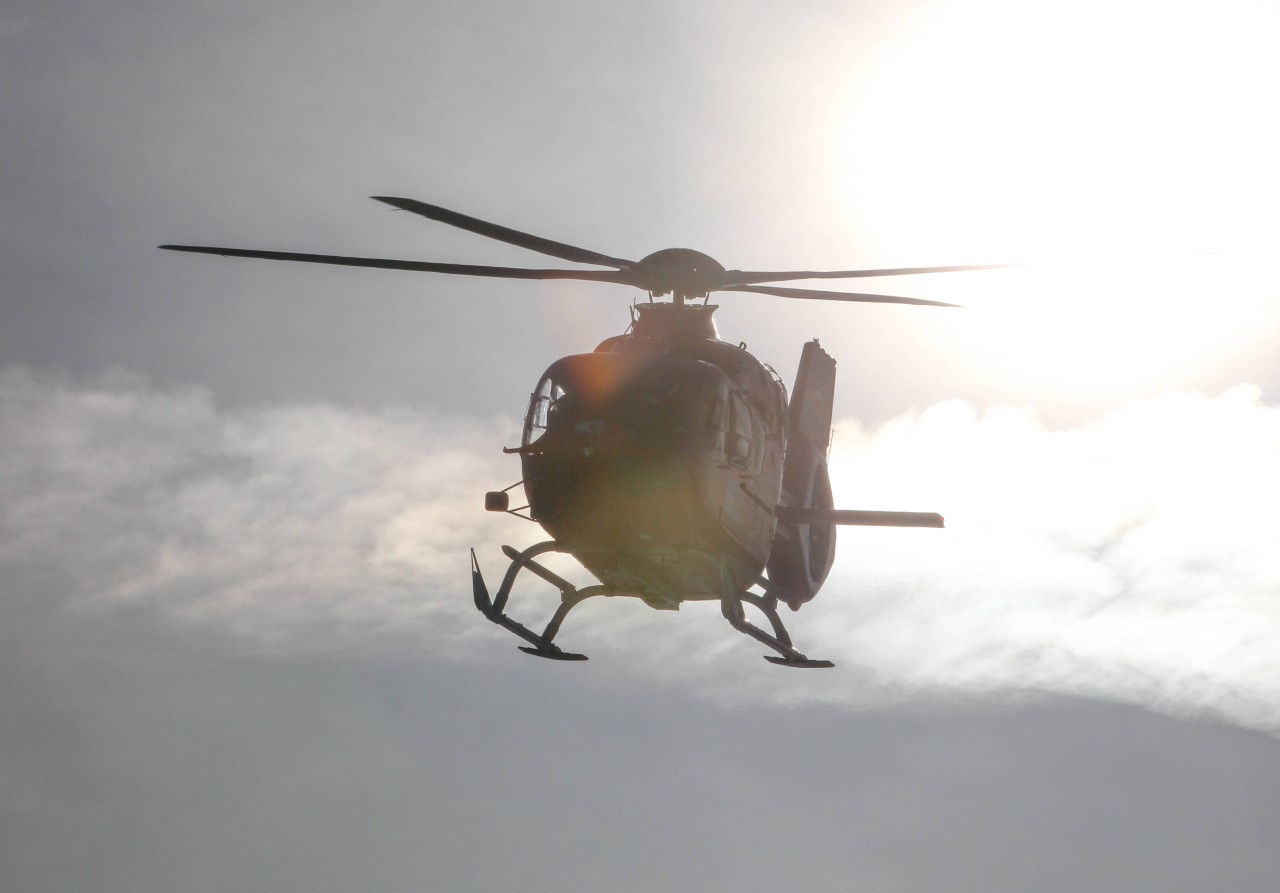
[827,0,1280,391]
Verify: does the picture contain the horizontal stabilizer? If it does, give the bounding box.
[776,508,944,528]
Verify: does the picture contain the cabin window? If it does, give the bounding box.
[727,394,753,470]
[522,375,567,446]
[705,398,726,433]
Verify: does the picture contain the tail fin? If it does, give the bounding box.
[767,340,838,609]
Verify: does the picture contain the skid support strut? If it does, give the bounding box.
[718,558,834,668]
[471,542,606,661]
[472,543,832,667]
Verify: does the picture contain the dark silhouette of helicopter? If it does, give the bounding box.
[162,197,1013,667]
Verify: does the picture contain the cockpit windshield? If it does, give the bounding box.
[519,353,728,454]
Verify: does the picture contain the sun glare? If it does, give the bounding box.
[918,252,1279,394]
[827,0,1280,388]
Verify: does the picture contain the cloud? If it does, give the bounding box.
[803,390,1280,731]
[3,366,1278,733]
[0,366,518,655]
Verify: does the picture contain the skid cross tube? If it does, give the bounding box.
[471,542,607,660]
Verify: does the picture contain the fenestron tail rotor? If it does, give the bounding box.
[160,196,1017,306]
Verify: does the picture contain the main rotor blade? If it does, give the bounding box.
[157,245,640,283]
[372,196,638,270]
[717,263,1020,287]
[723,283,962,308]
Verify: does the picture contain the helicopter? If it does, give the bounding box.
[161,197,1013,667]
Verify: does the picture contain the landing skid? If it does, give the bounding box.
[471,542,605,661]
[470,542,833,668]
[718,562,835,668]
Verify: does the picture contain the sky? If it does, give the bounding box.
[4,1,1280,891]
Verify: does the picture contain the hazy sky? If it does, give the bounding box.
[4,1,1280,891]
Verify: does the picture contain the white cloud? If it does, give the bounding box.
[4,367,1278,733]
[0,366,521,655]
[800,389,1280,731]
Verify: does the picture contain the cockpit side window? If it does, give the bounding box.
[522,374,567,446]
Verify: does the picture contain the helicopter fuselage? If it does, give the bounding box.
[514,303,786,609]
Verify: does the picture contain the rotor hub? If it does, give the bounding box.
[635,248,726,300]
